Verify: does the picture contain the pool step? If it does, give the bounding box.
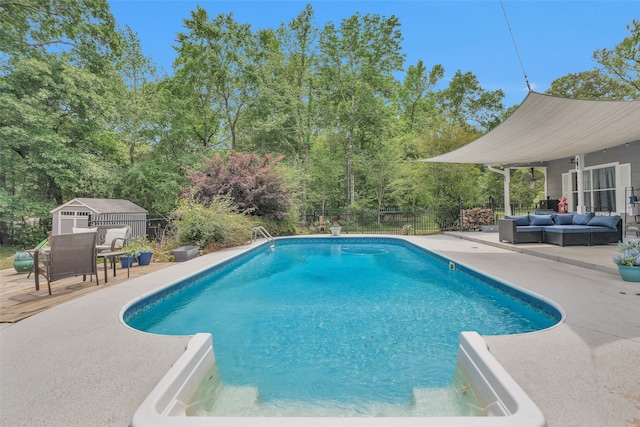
[412,387,484,416]
[206,385,260,414]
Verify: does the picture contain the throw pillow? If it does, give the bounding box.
[572,212,595,225]
[505,215,530,226]
[587,215,620,229]
[552,213,574,225]
[529,214,554,226]
[72,227,96,234]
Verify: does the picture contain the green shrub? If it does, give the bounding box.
[255,217,297,236]
[169,196,252,252]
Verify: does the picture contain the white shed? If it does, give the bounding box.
[51,198,148,238]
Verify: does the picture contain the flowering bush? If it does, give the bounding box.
[612,240,640,267]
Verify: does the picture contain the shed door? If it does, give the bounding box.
[58,210,90,234]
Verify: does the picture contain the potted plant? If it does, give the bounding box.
[123,237,154,266]
[12,251,33,274]
[137,249,154,266]
[612,240,640,282]
[330,222,341,236]
[120,248,139,269]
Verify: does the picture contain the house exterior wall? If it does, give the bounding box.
[545,140,640,214]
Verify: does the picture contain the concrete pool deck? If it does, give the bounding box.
[1,234,639,426]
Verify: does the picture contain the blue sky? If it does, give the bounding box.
[109,1,638,107]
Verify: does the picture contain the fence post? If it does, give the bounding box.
[458,196,464,231]
[489,195,496,225]
[413,206,417,235]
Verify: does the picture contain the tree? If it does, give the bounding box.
[186,151,293,220]
[113,25,159,164]
[360,136,402,218]
[547,69,632,99]
[318,13,404,205]
[174,8,263,149]
[436,70,505,132]
[391,116,482,210]
[593,19,640,97]
[397,60,444,132]
[0,55,125,243]
[0,0,121,71]
[252,5,320,209]
[0,0,123,244]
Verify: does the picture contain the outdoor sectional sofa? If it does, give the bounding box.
[498,212,622,247]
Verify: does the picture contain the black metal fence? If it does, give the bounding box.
[299,202,539,235]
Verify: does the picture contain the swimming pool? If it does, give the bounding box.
[124,236,562,426]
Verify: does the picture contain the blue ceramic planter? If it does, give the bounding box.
[137,251,153,266]
[617,265,640,282]
[120,255,135,269]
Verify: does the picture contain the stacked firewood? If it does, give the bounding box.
[461,208,494,229]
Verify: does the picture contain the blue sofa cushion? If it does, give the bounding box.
[586,215,620,230]
[552,213,574,225]
[572,212,595,225]
[544,226,591,234]
[505,215,530,226]
[588,226,618,233]
[529,214,554,226]
[516,226,545,232]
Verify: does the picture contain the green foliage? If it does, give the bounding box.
[612,240,640,266]
[430,199,461,231]
[593,19,640,98]
[436,70,505,132]
[120,160,186,215]
[547,69,632,100]
[169,196,252,251]
[398,60,444,132]
[254,217,298,237]
[318,12,404,205]
[0,0,121,71]
[0,246,21,270]
[175,8,264,149]
[509,168,545,207]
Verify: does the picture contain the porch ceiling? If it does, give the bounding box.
[419,91,640,166]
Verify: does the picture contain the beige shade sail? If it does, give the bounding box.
[419,91,640,166]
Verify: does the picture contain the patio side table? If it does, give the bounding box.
[97,251,128,284]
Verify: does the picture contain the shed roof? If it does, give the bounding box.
[51,198,147,214]
[419,91,640,166]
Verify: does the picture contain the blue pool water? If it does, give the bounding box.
[125,237,559,410]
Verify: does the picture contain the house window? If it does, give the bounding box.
[571,165,616,212]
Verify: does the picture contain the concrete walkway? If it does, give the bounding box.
[1,235,639,426]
